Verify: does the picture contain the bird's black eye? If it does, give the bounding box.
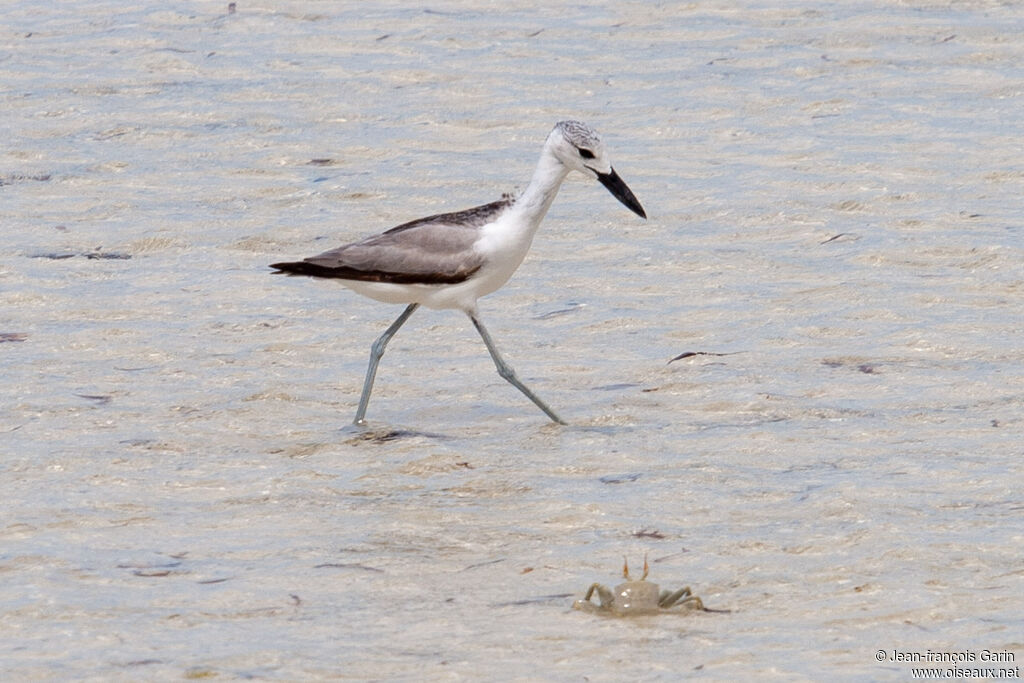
[578,148,595,159]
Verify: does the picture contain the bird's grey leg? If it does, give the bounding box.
[354,303,419,425]
[468,313,567,425]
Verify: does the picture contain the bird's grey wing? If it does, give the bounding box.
[307,221,484,284]
[270,197,512,284]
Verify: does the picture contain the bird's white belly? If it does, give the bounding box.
[338,212,539,312]
[339,260,519,312]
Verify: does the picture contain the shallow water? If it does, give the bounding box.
[2,1,1022,679]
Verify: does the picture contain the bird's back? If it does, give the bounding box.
[270,197,514,285]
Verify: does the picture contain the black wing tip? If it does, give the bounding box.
[270,259,478,285]
[269,261,331,277]
[270,261,302,274]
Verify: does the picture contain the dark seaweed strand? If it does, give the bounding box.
[269,260,482,285]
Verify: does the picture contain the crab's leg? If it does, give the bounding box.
[659,587,685,607]
[660,587,705,610]
[584,583,615,607]
[585,583,616,607]
[679,594,706,610]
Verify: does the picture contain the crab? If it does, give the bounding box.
[573,555,707,617]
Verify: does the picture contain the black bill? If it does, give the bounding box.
[597,167,647,219]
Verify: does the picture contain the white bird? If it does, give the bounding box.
[271,120,646,425]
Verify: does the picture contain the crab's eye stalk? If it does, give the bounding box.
[578,147,595,159]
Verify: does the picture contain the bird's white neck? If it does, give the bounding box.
[472,143,570,293]
[510,144,571,232]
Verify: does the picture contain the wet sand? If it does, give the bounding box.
[2,1,1022,679]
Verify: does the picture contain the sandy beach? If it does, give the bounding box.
[2,1,1021,679]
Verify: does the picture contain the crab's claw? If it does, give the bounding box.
[623,554,650,581]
